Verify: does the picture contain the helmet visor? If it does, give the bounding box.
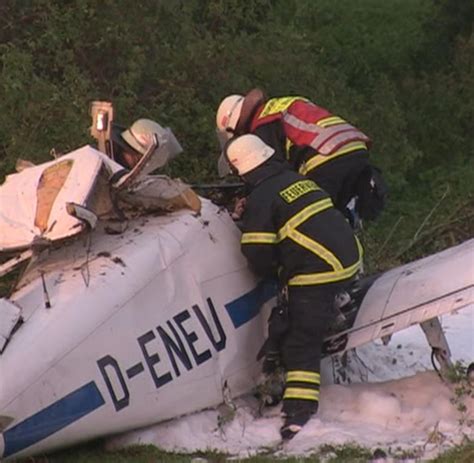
[216,128,232,150]
[149,127,183,171]
[217,151,232,177]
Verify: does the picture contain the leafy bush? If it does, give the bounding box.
[0,0,472,265]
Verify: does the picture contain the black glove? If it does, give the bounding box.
[257,303,289,368]
[268,303,289,343]
[262,350,281,375]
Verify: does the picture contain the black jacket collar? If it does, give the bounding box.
[242,158,289,189]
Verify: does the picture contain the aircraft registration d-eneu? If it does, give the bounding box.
[0,145,472,460]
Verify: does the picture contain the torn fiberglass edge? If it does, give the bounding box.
[0,146,114,253]
[0,144,201,280]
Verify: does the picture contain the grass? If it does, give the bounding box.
[12,439,474,462]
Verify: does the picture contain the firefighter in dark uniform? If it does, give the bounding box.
[216,89,386,224]
[223,134,362,439]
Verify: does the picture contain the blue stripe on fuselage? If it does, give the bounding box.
[3,381,105,458]
[2,284,276,457]
[225,279,277,328]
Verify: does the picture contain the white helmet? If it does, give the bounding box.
[121,118,183,169]
[224,134,275,176]
[121,119,166,156]
[216,94,244,141]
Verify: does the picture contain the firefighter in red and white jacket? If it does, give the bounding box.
[216,89,386,223]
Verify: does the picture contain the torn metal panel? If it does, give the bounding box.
[1,146,201,258]
[0,250,33,279]
[0,299,22,352]
[35,160,74,233]
[118,175,201,213]
[0,146,108,252]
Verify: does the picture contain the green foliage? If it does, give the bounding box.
[430,440,474,463]
[318,443,372,462]
[0,0,472,263]
[15,439,474,462]
[446,361,474,427]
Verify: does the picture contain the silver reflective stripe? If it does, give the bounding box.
[283,113,369,155]
[283,112,321,133]
[317,130,369,155]
[308,124,355,151]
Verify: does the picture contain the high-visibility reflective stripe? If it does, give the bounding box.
[284,112,353,141]
[275,198,340,270]
[355,235,364,260]
[285,137,293,159]
[287,371,320,384]
[316,130,369,155]
[288,259,361,286]
[241,232,277,244]
[283,112,321,133]
[288,229,343,271]
[284,111,368,155]
[259,97,306,118]
[284,387,320,401]
[242,200,332,247]
[317,116,346,128]
[277,199,333,240]
[283,112,369,156]
[300,141,368,174]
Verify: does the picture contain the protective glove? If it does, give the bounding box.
[255,366,285,409]
[262,350,281,375]
[256,303,289,365]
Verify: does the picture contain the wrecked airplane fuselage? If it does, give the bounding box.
[0,145,472,460]
[0,146,274,459]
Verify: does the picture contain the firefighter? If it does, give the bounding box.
[216,89,387,224]
[223,134,362,439]
[111,118,182,170]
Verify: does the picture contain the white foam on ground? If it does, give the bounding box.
[108,306,473,460]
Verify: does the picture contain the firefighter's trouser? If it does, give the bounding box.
[281,284,343,416]
[307,150,369,215]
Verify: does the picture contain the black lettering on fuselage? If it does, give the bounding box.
[157,321,192,377]
[192,298,226,352]
[97,355,130,411]
[97,296,229,409]
[174,310,212,365]
[137,330,173,389]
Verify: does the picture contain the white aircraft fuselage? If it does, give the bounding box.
[0,199,276,459]
[0,147,472,460]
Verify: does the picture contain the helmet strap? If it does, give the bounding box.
[234,88,266,135]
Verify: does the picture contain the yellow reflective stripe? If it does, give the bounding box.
[317,116,346,128]
[285,137,293,159]
[321,120,348,128]
[288,229,343,271]
[259,97,306,118]
[284,388,320,401]
[299,141,368,175]
[355,235,364,260]
[277,199,333,240]
[276,198,339,269]
[288,259,361,286]
[286,371,320,384]
[241,232,277,244]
